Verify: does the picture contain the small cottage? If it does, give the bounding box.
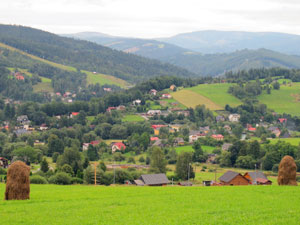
[219,171,249,185]
[244,172,272,185]
[134,174,169,186]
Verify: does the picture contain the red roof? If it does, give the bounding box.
[256,178,271,184]
[248,127,256,131]
[90,140,100,146]
[16,75,24,80]
[151,125,167,129]
[278,118,287,123]
[106,107,116,112]
[113,142,126,150]
[211,134,224,139]
[72,112,79,116]
[150,137,159,141]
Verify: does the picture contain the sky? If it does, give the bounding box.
[1,0,300,38]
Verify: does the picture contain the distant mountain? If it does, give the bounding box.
[0,25,195,83]
[158,30,300,55]
[63,32,188,60]
[64,32,300,76]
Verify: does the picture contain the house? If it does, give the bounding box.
[134,174,169,186]
[34,140,45,146]
[189,131,206,143]
[278,118,287,124]
[199,126,210,134]
[176,110,190,117]
[224,125,231,132]
[39,124,48,131]
[133,99,141,105]
[106,107,116,113]
[56,92,62,96]
[268,126,281,137]
[83,140,101,151]
[169,84,176,91]
[222,143,233,151]
[244,172,272,185]
[103,88,112,92]
[174,137,185,146]
[117,105,126,111]
[149,89,157,96]
[152,139,166,147]
[150,137,159,142]
[206,154,217,163]
[211,134,224,141]
[170,124,182,132]
[216,115,225,122]
[247,124,256,132]
[228,114,240,122]
[147,110,161,116]
[16,75,25,80]
[111,142,126,153]
[161,93,172,99]
[0,157,8,168]
[70,112,79,118]
[17,115,30,125]
[151,124,168,135]
[219,171,249,185]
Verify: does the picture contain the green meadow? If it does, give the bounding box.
[258,82,300,116]
[268,138,300,146]
[0,184,300,225]
[175,145,216,154]
[122,114,145,122]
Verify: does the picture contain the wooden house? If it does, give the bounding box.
[244,172,272,185]
[219,171,249,185]
[134,174,169,186]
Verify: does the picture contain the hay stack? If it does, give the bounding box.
[277,155,298,186]
[5,161,30,200]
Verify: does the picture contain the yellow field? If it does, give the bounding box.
[171,89,223,110]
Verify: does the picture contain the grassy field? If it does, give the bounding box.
[268,138,300,146]
[159,98,186,109]
[175,145,216,154]
[122,114,145,122]
[1,42,129,88]
[258,82,300,116]
[0,184,300,225]
[171,84,242,110]
[33,82,54,93]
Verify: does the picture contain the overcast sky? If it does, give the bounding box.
[1,0,300,38]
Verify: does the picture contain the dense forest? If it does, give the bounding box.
[0,25,195,82]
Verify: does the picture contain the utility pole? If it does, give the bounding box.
[188,163,191,182]
[113,161,116,184]
[254,163,257,185]
[215,165,217,182]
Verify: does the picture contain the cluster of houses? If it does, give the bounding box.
[12,71,25,81]
[54,92,77,103]
[106,105,126,113]
[82,140,126,153]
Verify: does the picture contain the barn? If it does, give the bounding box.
[244,172,272,185]
[219,171,249,185]
[134,174,169,186]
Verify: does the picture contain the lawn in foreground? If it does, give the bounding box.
[0,184,300,225]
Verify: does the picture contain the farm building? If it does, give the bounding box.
[149,89,157,96]
[169,84,176,91]
[219,171,249,185]
[0,157,8,168]
[134,174,169,186]
[244,172,272,185]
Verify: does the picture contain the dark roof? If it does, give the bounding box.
[140,174,169,185]
[219,171,240,182]
[246,172,267,181]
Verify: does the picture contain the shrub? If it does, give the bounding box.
[49,172,71,185]
[127,157,135,163]
[71,177,83,184]
[272,164,279,173]
[60,164,74,176]
[0,167,7,175]
[139,156,145,163]
[52,152,60,163]
[30,175,48,184]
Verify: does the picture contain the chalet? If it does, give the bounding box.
[224,125,231,132]
[161,93,172,99]
[199,126,210,134]
[16,75,25,80]
[211,134,224,141]
[216,115,225,122]
[149,89,157,96]
[222,143,233,151]
[0,157,8,168]
[112,142,126,153]
[244,172,272,185]
[174,137,185,146]
[189,130,206,143]
[169,84,176,91]
[82,140,101,151]
[170,124,183,132]
[151,124,167,135]
[219,171,249,185]
[134,174,169,186]
[106,107,116,113]
[228,114,240,122]
[150,137,159,142]
[147,110,161,116]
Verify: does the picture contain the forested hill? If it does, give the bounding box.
[0,25,195,82]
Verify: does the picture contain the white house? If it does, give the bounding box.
[228,114,240,122]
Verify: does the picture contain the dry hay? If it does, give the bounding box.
[5,161,30,200]
[277,155,298,186]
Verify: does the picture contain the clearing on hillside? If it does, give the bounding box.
[258,82,300,116]
[0,184,299,225]
[171,89,222,110]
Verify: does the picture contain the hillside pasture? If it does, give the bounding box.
[33,82,54,93]
[268,138,300,146]
[0,184,300,225]
[175,145,216,154]
[258,82,300,116]
[122,114,145,122]
[171,89,223,110]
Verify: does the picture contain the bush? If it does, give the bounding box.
[30,175,48,184]
[295,160,300,172]
[272,164,279,173]
[52,152,60,163]
[127,157,135,163]
[0,167,7,175]
[60,164,74,176]
[139,156,145,163]
[49,172,71,185]
[71,177,83,184]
